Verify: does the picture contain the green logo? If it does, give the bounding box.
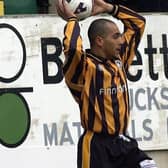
[0,23,32,148]
[0,93,30,147]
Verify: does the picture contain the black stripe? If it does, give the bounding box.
[120,41,127,57]
[122,69,130,133]
[130,20,141,47]
[88,77,96,130]
[62,36,66,49]
[63,22,80,74]
[111,75,120,135]
[95,64,108,134]
[69,87,81,100]
[105,62,121,134]
[77,131,86,168]
[132,25,141,50]
[71,54,85,83]
[124,20,141,70]
[63,24,67,34]
[118,70,128,134]
[118,6,145,22]
[124,31,135,70]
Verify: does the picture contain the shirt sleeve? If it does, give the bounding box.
[114,5,146,71]
[62,17,86,102]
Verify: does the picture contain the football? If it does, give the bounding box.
[65,0,93,20]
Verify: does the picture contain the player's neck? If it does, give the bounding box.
[90,47,107,60]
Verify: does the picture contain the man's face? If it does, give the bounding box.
[101,23,124,59]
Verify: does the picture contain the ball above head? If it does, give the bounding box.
[65,0,93,20]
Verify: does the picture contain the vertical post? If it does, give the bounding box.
[0,0,4,16]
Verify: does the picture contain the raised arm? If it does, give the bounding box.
[63,17,85,84]
[91,1,145,71]
[113,5,146,70]
[56,0,86,102]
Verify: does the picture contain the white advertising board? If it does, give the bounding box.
[0,14,168,167]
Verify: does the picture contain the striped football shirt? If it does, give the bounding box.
[63,5,145,135]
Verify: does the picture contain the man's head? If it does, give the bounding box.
[88,18,124,59]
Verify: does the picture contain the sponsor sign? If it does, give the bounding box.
[0,14,168,167]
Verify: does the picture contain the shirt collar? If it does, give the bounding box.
[86,49,107,63]
[85,49,119,63]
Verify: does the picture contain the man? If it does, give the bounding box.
[56,0,158,167]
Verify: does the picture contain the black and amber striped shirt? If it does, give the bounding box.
[63,5,145,135]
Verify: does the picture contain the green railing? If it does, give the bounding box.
[4,0,38,14]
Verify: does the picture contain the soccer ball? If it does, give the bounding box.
[65,0,93,20]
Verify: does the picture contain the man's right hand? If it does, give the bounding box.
[91,0,114,16]
[55,0,77,21]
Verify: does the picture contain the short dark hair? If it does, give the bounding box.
[88,18,115,46]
